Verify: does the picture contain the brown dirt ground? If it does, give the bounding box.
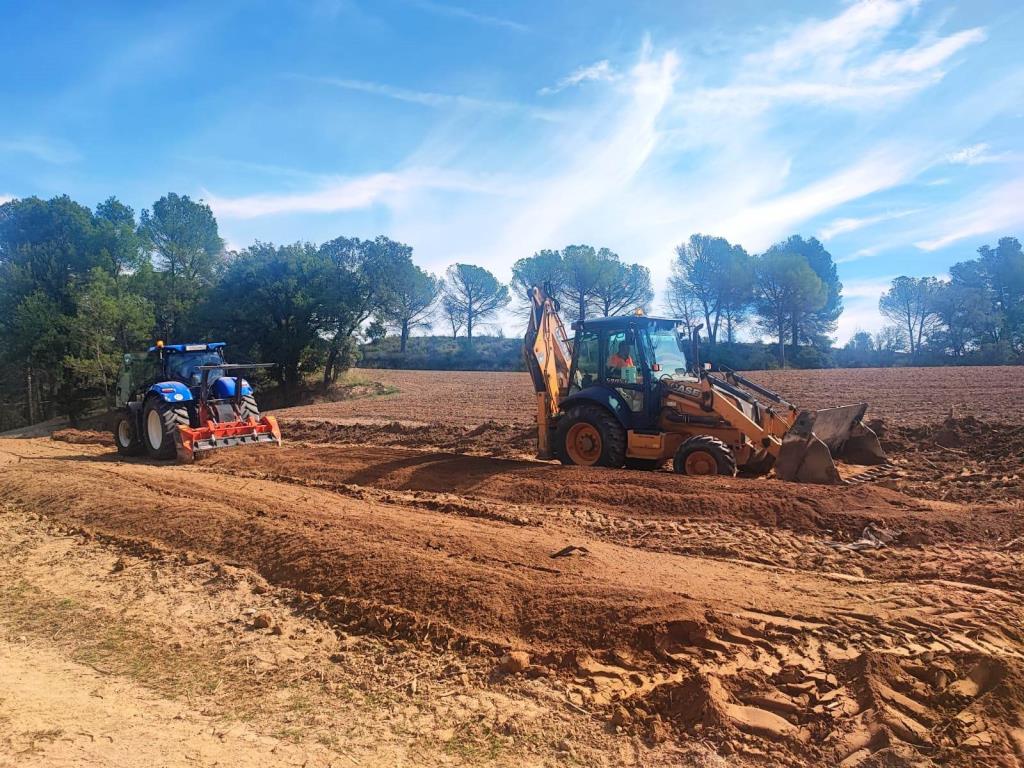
[273,365,1024,428]
[3,365,1024,767]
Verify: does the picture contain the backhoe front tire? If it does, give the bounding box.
[555,405,626,468]
[673,436,737,477]
[113,411,143,457]
[142,398,190,460]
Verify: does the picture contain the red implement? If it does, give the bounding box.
[176,414,281,462]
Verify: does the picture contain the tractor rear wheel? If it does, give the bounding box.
[143,398,190,459]
[113,411,143,456]
[673,436,737,477]
[239,394,260,422]
[555,405,626,468]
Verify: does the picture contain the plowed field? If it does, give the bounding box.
[2,365,1023,767]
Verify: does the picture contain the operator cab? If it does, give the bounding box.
[152,343,227,387]
[568,315,694,427]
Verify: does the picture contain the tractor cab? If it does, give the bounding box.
[567,314,694,431]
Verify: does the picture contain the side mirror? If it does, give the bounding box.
[651,363,661,372]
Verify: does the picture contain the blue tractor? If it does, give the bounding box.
[112,341,281,461]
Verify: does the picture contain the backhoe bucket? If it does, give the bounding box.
[775,405,886,484]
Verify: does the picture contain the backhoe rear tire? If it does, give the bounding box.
[673,436,737,477]
[113,411,143,457]
[143,398,190,460]
[555,405,626,468]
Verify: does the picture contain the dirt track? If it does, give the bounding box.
[3,366,1024,766]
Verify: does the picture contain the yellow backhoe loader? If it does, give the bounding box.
[523,285,888,484]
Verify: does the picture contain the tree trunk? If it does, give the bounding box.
[400,320,409,353]
[323,345,338,385]
[467,312,474,348]
[703,308,715,346]
[791,315,799,348]
[578,295,587,323]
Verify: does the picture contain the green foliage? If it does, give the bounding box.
[64,268,154,397]
[378,262,439,352]
[441,264,510,345]
[765,235,842,346]
[879,276,942,358]
[360,335,524,371]
[139,193,224,338]
[511,245,651,321]
[669,234,753,345]
[753,251,826,366]
[318,235,415,382]
[204,242,334,390]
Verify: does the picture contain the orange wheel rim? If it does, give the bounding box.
[684,450,718,475]
[566,423,602,465]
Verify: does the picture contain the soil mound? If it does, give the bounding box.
[882,417,1024,505]
[282,418,536,458]
[51,428,112,445]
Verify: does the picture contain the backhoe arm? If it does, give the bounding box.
[523,285,571,459]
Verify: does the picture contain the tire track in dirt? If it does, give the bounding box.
[4,436,1024,764]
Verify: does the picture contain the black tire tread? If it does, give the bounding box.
[673,435,737,476]
[555,404,626,468]
[239,394,260,422]
[113,411,143,457]
[144,399,190,459]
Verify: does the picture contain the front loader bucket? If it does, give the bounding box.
[175,414,282,463]
[775,405,887,484]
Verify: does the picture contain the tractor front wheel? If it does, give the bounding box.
[555,405,626,468]
[143,398,190,460]
[673,436,737,477]
[113,411,143,457]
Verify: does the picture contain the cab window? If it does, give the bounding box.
[570,331,599,392]
[605,330,638,384]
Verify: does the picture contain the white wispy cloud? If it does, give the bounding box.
[410,0,527,32]
[296,75,561,121]
[819,209,921,240]
[538,60,619,95]
[858,27,986,78]
[753,0,918,72]
[0,136,78,164]
[914,178,1024,251]
[686,0,984,115]
[945,142,1015,165]
[207,1,1004,313]
[714,147,927,251]
[207,168,496,219]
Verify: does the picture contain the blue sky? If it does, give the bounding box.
[2,0,1022,341]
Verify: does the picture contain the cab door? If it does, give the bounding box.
[603,327,646,418]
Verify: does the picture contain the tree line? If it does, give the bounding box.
[0,193,513,427]
[844,237,1024,365]
[1,192,1021,429]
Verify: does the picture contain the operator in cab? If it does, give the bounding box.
[609,341,634,369]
